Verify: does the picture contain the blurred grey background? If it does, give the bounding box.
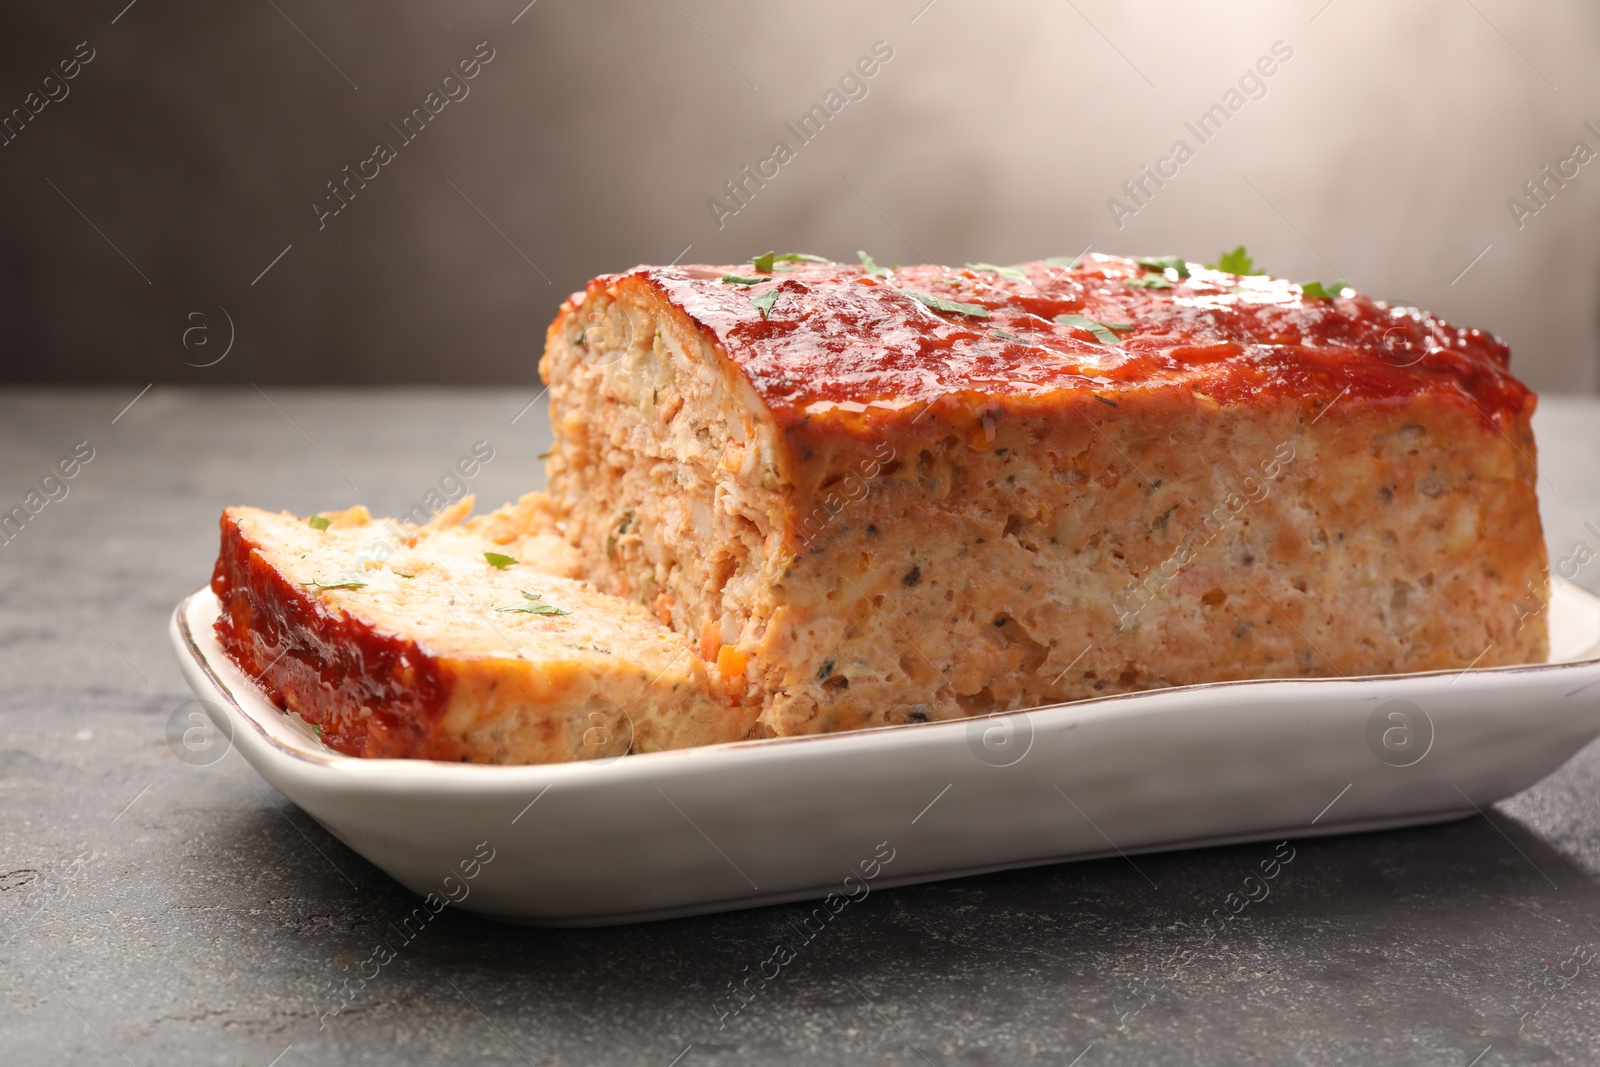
[2,0,1598,390]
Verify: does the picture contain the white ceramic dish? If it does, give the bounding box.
[171,585,1600,926]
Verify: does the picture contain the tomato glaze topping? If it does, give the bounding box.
[620,255,1529,428]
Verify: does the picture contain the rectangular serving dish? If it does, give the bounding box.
[171,585,1600,926]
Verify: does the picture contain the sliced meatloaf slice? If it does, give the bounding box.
[210,494,749,763]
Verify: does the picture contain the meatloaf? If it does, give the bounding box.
[210,494,748,762]
[541,253,1548,739]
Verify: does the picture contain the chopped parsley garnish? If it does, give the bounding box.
[857,250,889,277]
[753,251,828,273]
[965,262,1029,283]
[307,516,331,531]
[1133,255,1190,279]
[721,274,766,286]
[991,329,1023,342]
[495,590,573,616]
[1125,276,1173,289]
[751,289,780,318]
[902,290,991,318]
[1054,314,1134,345]
[301,579,366,591]
[484,552,517,569]
[1300,280,1350,300]
[312,724,323,738]
[1209,245,1255,275]
[1043,255,1083,267]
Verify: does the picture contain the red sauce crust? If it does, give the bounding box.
[210,512,456,760]
[600,255,1530,433]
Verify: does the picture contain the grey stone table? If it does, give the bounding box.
[5,388,1600,1066]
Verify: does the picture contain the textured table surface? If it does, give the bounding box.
[4,387,1600,1067]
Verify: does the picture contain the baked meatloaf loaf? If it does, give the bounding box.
[541,253,1548,739]
[211,495,748,762]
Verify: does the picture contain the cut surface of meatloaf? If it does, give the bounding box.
[210,494,748,762]
[541,254,1548,738]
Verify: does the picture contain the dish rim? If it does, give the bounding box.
[175,588,1600,780]
[175,586,1597,780]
